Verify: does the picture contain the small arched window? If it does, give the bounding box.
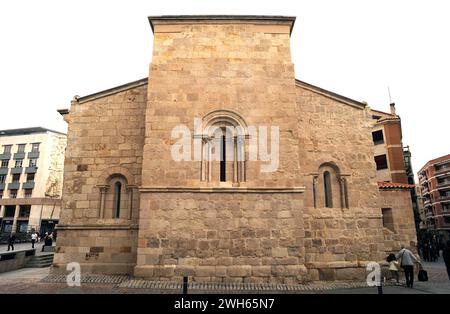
[324,171,333,208]
[113,181,122,218]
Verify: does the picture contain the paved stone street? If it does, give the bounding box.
[0,259,448,294]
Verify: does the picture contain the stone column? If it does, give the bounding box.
[98,185,108,218]
[339,177,348,209]
[11,205,20,234]
[128,186,133,220]
[313,176,318,208]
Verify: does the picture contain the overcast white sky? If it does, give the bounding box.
[0,0,448,174]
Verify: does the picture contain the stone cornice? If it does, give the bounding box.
[56,224,139,231]
[139,186,305,194]
[148,15,296,35]
[295,79,366,109]
[75,78,148,104]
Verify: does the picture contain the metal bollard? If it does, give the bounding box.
[183,276,188,294]
[377,284,383,294]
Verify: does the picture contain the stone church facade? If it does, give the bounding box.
[54,16,416,283]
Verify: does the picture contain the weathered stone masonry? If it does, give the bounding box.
[53,16,417,282]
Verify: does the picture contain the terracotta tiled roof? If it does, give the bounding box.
[377,182,415,190]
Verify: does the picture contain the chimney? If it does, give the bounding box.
[390,102,396,115]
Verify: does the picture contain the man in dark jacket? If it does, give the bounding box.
[7,233,16,251]
[443,240,450,280]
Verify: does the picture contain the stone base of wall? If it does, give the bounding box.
[51,262,135,275]
[134,264,309,284]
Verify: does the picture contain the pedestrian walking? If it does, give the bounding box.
[396,245,421,288]
[386,253,400,284]
[7,233,16,251]
[443,240,450,280]
[41,232,53,252]
[31,231,38,249]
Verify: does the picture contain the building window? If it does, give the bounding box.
[4,205,15,217]
[29,159,37,167]
[15,159,23,168]
[17,221,28,233]
[3,145,12,154]
[113,181,122,218]
[12,174,20,183]
[372,130,384,145]
[0,175,5,183]
[9,190,18,198]
[444,216,450,225]
[1,160,8,168]
[220,131,226,182]
[31,143,40,152]
[24,189,33,198]
[19,205,31,217]
[443,204,450,211]
[324,171,333,208]
[199,110,247,184]
[382,208,395,232]
[17,144,26,153]
[26,173,35,182]
[374,155,388,170]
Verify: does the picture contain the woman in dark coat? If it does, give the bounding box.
[443,241,450,280]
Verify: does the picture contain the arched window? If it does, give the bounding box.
[113,181,122,218]
[198,110,248,185]
[314,162,349,209]
[99,174,131,219]
[323,171,333,208]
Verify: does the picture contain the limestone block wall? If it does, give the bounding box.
[53,84,147,273]
[137,21,306,283]
[143,23,302,188]
[380,189,417,253]
[295,84,386,280]
[135,191,305,284]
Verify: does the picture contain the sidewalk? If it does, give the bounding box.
[0,258,448,294]
[0,241,54,255]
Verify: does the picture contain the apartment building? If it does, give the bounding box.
[0,127,66,239]
[418,154,450,240]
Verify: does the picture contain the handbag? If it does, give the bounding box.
[418,265,428,282]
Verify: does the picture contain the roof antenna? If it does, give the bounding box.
[388,86,396,115]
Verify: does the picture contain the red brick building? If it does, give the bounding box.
[418,154,450,240]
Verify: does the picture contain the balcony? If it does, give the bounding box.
[25,166,38,174]
[27,151,40,159]
[440,195,450,201]
[7,182,20,190]
[435,165,450,175]
[437,181,450,189]
[0,153,11,160]
[10,167,22,174]
[22,181,35,189]
[13,152,25,159]
[0,168,7,175]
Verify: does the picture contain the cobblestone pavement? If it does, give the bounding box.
[0,260,448,294]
